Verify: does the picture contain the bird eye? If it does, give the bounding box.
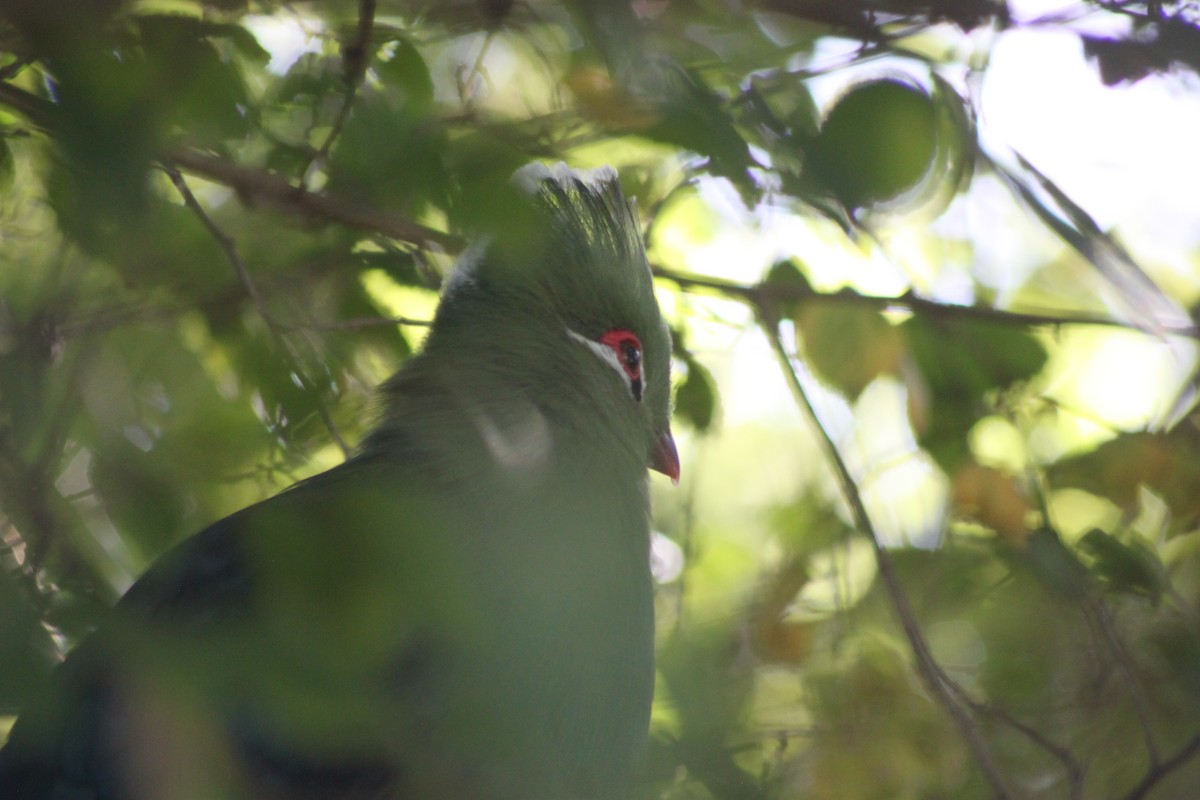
[620,340,641,375]
[599,330,642,381]
[572,328,645,402]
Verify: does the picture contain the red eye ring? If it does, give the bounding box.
[599,330,642,381]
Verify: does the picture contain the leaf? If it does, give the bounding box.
[951,461,1029,545]
[135,15,258,141]
[750,558,812,665]
[642,67,754,197]
[674,356,719,433]
[1077,528,1166,600]
[0,138,13,190]
[0,568,56,707]
[90,438,189,559]
[1023,528,1092,601]
[762,259,812,319]
[795,303,903,400]
[327,95,448,212]
[1049,430,1200,530]
[808,79,937,209]
[375,37,434,113]
[904,317,1047,470]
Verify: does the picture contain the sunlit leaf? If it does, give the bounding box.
[795,303,904,400]
[1049,430,1200,530]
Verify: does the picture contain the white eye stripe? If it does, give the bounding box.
[567,328,636,395]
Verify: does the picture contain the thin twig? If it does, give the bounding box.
[1087,596,1161,765]
[946,680,1085,800]
[167,148,460,250]
[1122,732,1200,800]
[301,0,376,188]
[653,265,1200,340]
[164,166,352,458]
[307,315,431,331]
[759,305,1016,798]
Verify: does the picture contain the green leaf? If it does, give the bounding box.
[643,68,753,196]
[1049,430,1200,530]
[904,317,1047,470]
[90,438,189,559]
[0,568,56,707]
[674,356,719,432]
[135,15,257,141]
[809,79,937,210]
[328,95,448,212]
[1077,528,1165,600]
[796,303,903,400]
[375,37,434,113]
[762,259,812,319]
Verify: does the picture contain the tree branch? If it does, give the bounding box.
[759,307,1016,798]
[0,80,460,251]
[946,679,1085,800]
[300,0,376,188]
[164,165,352,459]
[654,265,1200,340]
[166,148,460,250]
[1122,731,1200,800]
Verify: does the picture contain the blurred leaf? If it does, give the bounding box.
[803,640,963,800]
[750,558,811,664]
[643,68,753,196]
[763,259,812,319]
[0,568,56,708]
[135,15,258,141]
[274,53,346,106]
[1077,528,1165,600]
[443,133,530,234]
[567,65,661,130]
[657,629,762,800]
[674,356,719,433]
[328,94,447,212]
[808,79,937,210]
[1022,528,1092,601]
[1081,19,1200,86]
[796,303,904,399]
[951,461,1029,545]
[904,317,1047,470]
[374,36,434,114]
[90,438,189,559]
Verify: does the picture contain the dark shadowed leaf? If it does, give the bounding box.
[674,356,718,433]
[808,79,937,210]
[1077,528,1166,599]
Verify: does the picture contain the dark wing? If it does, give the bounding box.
[0,453,472,800]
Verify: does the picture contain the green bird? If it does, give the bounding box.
[0,163,679,799]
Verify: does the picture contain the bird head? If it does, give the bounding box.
[433,163,679,483]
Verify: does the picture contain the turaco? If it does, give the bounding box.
[0,163,679,799]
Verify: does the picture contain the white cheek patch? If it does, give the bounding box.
[567,328,635,397]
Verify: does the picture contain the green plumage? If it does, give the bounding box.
[0,165,674,799]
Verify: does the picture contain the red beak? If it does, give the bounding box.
[650,430,681,485]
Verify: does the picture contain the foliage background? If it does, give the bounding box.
[2,0,1200,797]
